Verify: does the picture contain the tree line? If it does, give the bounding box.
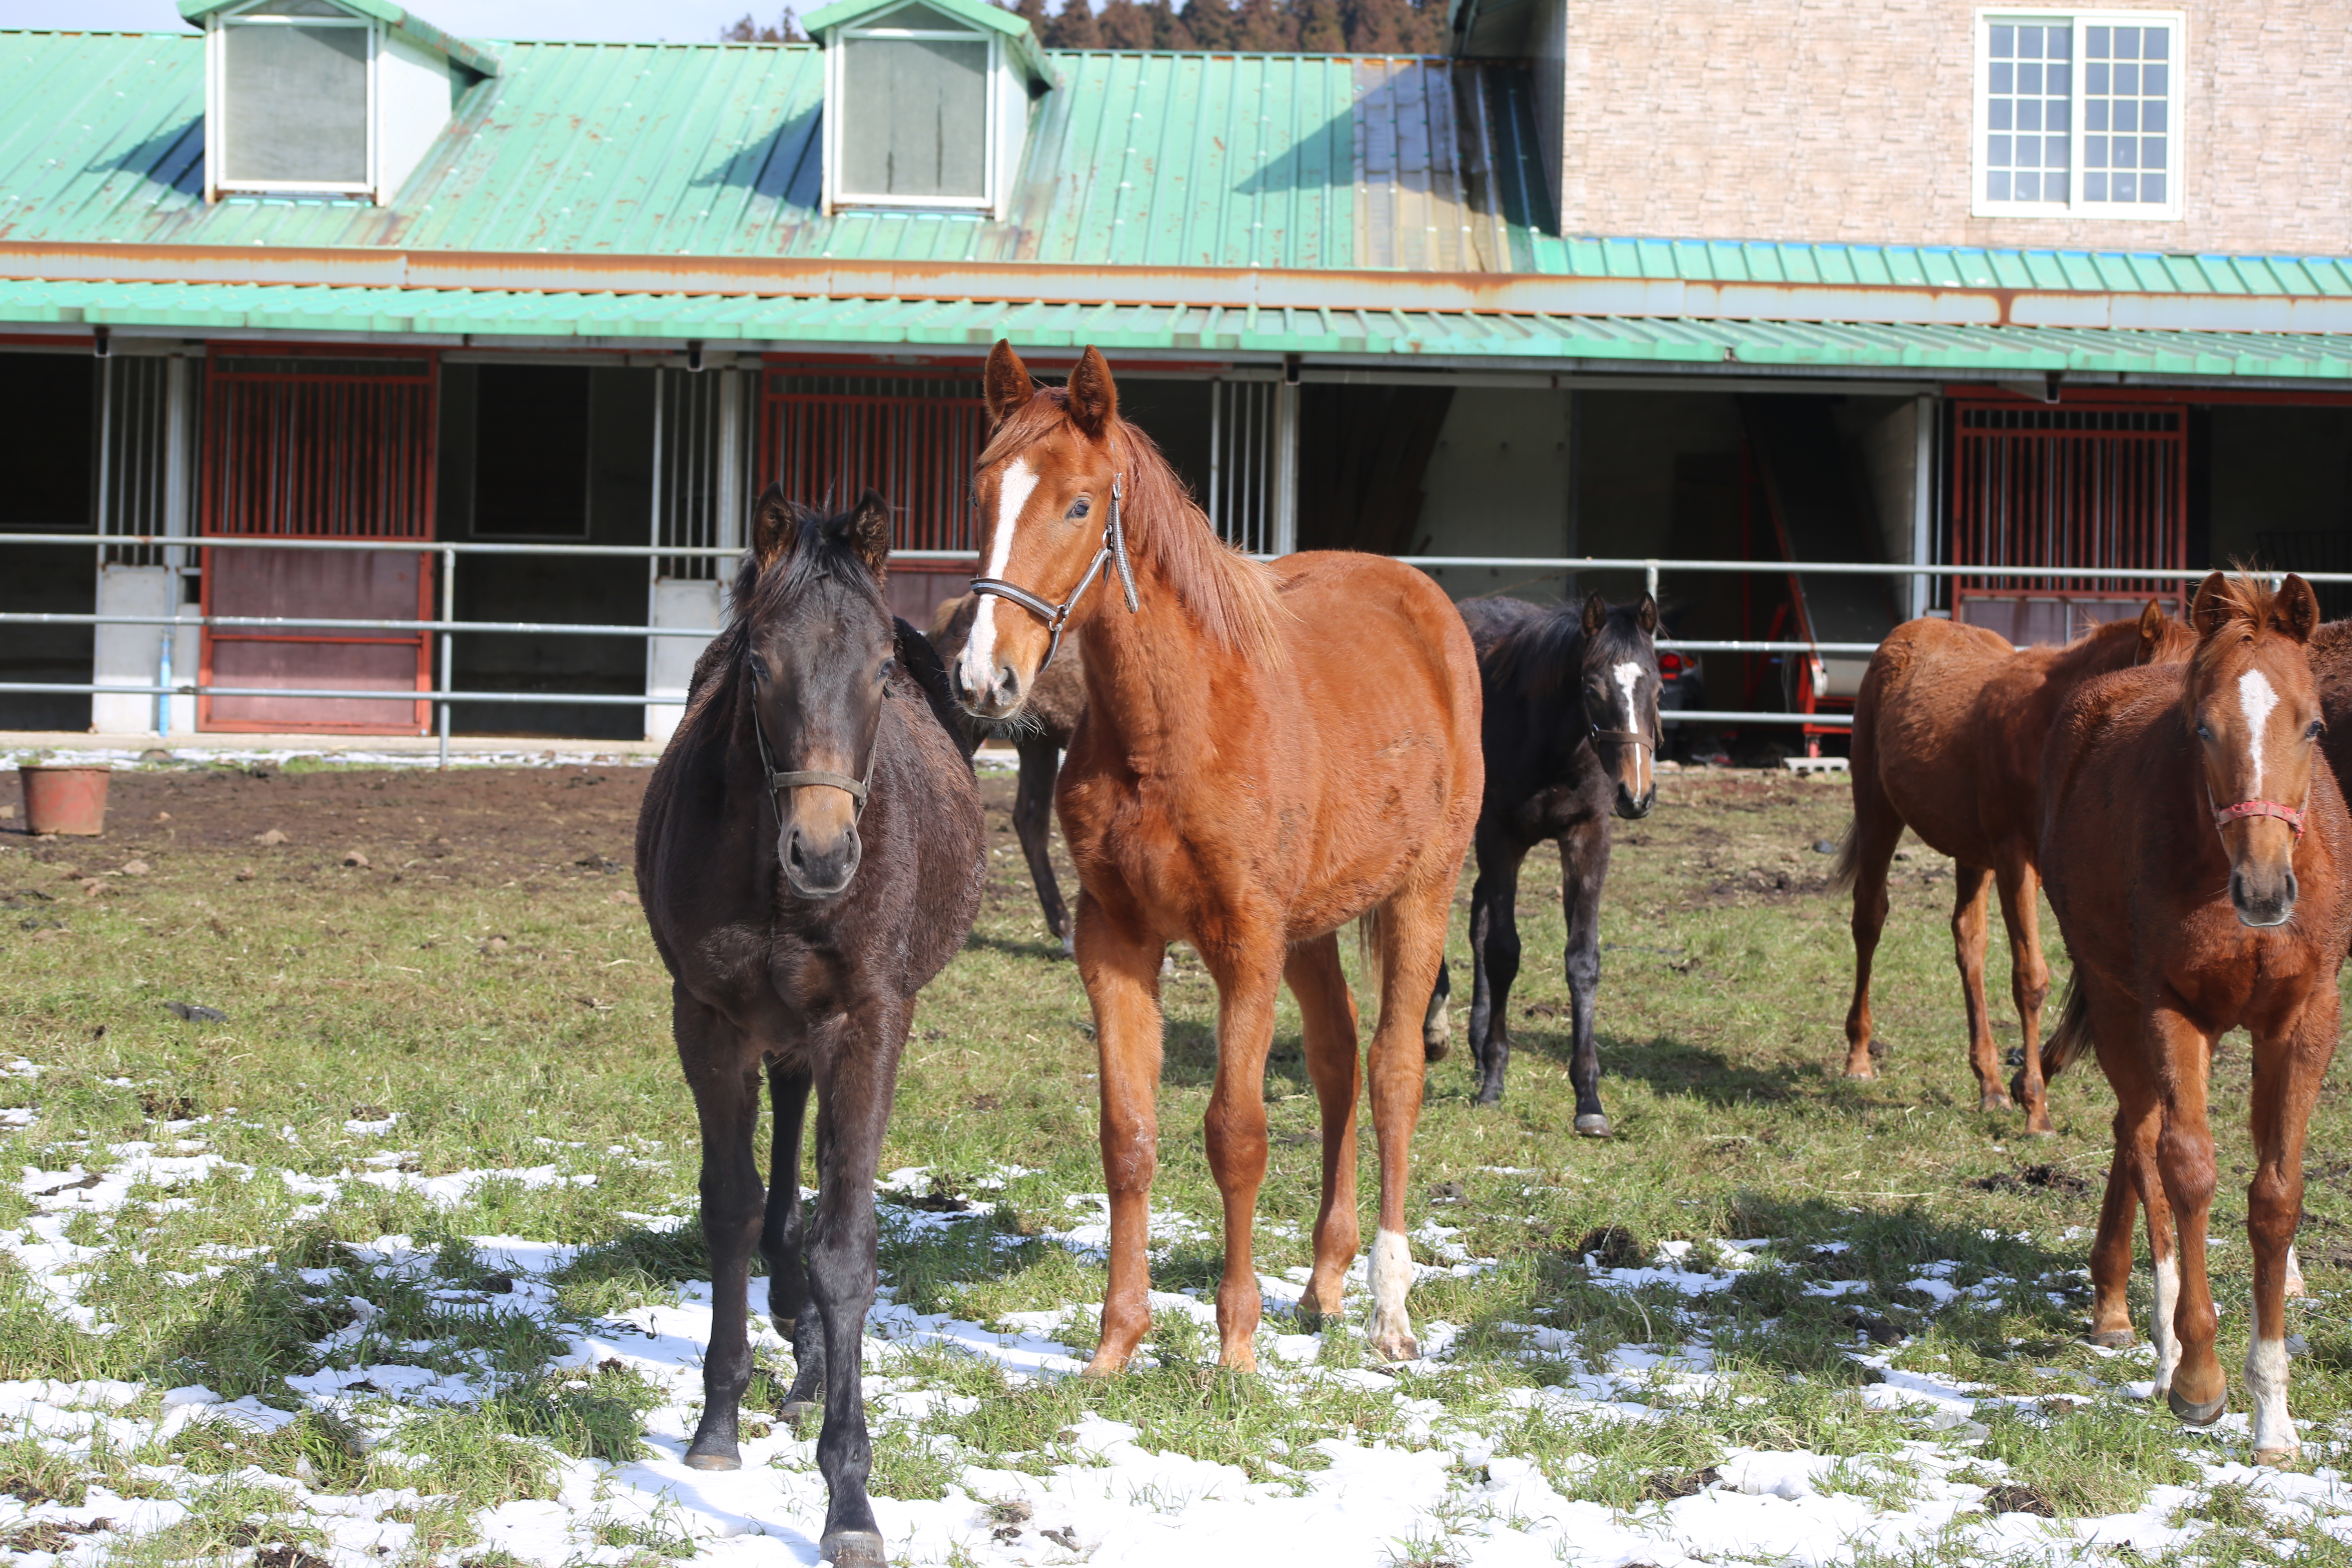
[724,0,1450,53]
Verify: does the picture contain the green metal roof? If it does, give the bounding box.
[800,0,1055,89]
[174,0,503,78]
[6,276,2352,379]
[0,30,1548,272]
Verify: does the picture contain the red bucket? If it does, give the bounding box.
[19,765,110,837]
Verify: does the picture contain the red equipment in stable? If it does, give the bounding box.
[1949,399,2189,646]
[198,345,438,735]
[756,363,986,629]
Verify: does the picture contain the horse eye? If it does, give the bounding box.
[2309,719,2326,739]
[749,654,770,683]
[1067,496,1092,521]
[2195,722,2212,741]
[879,658,896,682]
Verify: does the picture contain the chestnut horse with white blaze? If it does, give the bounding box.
[1835,601,2191,1131]
[953,342,1482,1367]
[2038,572,2347,1464]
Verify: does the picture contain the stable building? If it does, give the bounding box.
[1,0,2349,744]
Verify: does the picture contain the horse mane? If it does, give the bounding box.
[1483,604,1588,703]
[978,390,1286,664]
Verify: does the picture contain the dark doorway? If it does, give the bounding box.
[0,353,96,731]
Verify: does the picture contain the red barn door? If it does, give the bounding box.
[199,347,437,733]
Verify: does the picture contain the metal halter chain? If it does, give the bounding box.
[967,474,1140,673]
[2215,797,2307,839]
[747,670,875,824]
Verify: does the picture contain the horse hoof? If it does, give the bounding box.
[1369,1330,1421,1363]
[2085,1329,2136,1350]
[1979,1091,2014,1113]
[820,1528,889,1568]
[1842,1065,1876,1082]
[2254,1445,2300,1468]
[1574,1114,1611,1138]
[2167,1387,2226,1426]
[780,1399,820,1433]
[1423,1034,1452,1064]
[683,1450,741,1471]
[1474,1088,1503,1108]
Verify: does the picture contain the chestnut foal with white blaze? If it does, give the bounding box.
[2040,572,2348,1463]
[955,342,1482,1366]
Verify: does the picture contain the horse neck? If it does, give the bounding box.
[2047,625,2142,682]
[1069,544,1244,771]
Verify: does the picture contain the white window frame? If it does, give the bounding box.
[203,0,379,202]
[1971,9,2186,221]
[822,9,1003,215]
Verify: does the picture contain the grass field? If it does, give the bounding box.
[1,753,2349,1567]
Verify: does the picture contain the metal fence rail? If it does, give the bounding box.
[6,530,2338,760]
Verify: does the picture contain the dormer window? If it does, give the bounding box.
[806,0,1056,219]
[188,0,499,204]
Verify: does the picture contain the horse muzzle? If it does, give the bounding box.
[1614,782,1656,821]
[2230,864,2298,929]
[782,822,862,899]
[951,657,1027,721]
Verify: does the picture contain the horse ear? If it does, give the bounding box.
[1065,346,1118,442]
[2278,573,2321,644]
[751,481,797,568]
[1581,590,1608,639]
[2189,571,2232,639]
[1635,592,1659,635]
[985,340,1033,429]
[846,488,892,580]
[2136,599,2167,660]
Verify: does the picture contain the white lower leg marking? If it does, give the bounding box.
[2285,1242,2305,1297]
[1366,1227,1416,1357]
[2152,1254,2181,1393]
[2237,667,2279,800]
[2247,1285,2296,1457]
[961,459,1037,696]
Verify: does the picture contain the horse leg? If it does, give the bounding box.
[677,996,764,1472]
[1013,732,1070,951]
[1422,960,1452,1062]
[1993,855,2054,1129]
[1283,933,1361,1328]
[2088,1086,2163,1348]
[805,1007,904,1568]
[1365,878,1449,1362]
[1199,932,1284,1368]
[762,1064,822,1430]
[1949,865,1999,1108]
[1839,777,1905,1080]
[1076,888,1166,1374]
[2147,1008,2225,1426]
[1466,833,1525,1106]
[1559,822,1613,1136]
[2245,997,2338,1464]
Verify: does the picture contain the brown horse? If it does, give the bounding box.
[1835,601,2192,1131]
[2039,572,2345,1464]
[927,591,1087,949]
[951,341,1481,1367]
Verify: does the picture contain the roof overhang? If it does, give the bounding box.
[1,241,2350,335]
[177,0,502,78]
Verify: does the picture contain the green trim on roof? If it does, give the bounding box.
[5,277,2351,381]
[802,0,1055,89]
[175,0,501,77]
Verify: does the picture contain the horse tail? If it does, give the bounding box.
[2041,974,2094,1081]
[1827,816,1866,894]
[1356,905,1383,1009]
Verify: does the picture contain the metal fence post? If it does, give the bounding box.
[438,546,455,769]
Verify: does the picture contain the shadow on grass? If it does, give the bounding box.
[1510,1028,1822,1107]
[962,931,1070,964]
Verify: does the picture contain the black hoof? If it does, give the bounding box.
[781,1398,820,1433]
[2167,1387,2226,1426]
[1474,1086,1503,1107]
[1423,1033,1451,1064]
[820,1528,888,1567]
[1574,1113,1611,1138]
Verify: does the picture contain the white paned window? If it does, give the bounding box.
[825,3,1005,212]
[1973,11,2185,220]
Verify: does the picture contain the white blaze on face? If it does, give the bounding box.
[962,459,1039,696]
[2238,667,2281,800]
[2246,1284,2297,1458]
[1612,659,1649,797]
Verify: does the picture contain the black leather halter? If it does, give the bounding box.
[747,670,874,823]
[967,474,1139,672]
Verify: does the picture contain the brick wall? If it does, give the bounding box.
[1551,1,2352,254]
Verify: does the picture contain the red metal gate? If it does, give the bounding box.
[199,347,437,733]
[757,366,987,629]
[1950,400,2188,647]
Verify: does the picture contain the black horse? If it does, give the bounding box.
[635,486,983,1568]
[1434,590,1661,1126]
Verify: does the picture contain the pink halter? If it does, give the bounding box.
[2214,798,2307,839]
